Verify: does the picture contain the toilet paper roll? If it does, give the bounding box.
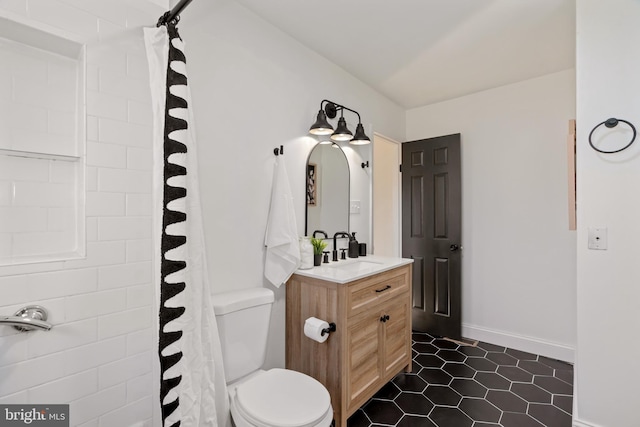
[304,317,330,343]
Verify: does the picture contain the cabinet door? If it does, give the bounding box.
[346,311,382,412]
[381,296,411,379]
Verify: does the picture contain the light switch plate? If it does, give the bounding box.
[350,200,361,214]
[588,227,607,250]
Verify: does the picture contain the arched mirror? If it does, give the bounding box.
[305,142,350,238]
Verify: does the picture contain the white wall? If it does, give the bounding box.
[0,1,162,426]
[406,69,577,362]
[575,1,640,426]
[179,0,404,369]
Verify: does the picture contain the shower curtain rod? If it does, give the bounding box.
[157,0,194,27]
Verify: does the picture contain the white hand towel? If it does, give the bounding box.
[264,156,301,287]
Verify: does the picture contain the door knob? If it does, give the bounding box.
[449,244,460,252]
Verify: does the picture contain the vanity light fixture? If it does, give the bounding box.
[331,112,353,142]
[309,100,371,145]
[309,108,334,136]
[351,123,370,145]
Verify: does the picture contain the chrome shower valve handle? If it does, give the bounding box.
[0,305,53,332]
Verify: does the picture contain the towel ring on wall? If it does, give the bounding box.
[588,118,636,154]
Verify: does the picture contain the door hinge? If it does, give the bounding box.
[399,164,402,172]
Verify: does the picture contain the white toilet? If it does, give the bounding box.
[213,288,333,427]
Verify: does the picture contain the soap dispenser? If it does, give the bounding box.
[348,232,359,258]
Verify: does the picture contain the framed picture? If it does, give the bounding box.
[307,163,317,206]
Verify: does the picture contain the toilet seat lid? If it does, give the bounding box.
[236,368,331,427]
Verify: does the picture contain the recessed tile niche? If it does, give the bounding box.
[0,16,85,266]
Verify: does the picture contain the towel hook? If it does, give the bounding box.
[273,145,284,156]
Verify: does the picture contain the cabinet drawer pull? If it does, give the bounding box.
[375,285,391,293]
[379,314,390,323]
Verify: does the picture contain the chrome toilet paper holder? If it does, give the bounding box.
[321,322,336,337]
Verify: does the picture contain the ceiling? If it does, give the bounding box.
[233,0,576,109]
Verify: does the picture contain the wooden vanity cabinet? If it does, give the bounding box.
[286,264,412,427]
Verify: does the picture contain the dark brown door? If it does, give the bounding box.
[402,134,462,339]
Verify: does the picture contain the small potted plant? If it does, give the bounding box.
[310,237,328,266]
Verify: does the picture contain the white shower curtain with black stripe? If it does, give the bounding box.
[144,23,229,427]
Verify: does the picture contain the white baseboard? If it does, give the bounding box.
[573,419,601,427]
[462,323,575,363]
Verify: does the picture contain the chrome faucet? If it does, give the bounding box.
[332,232,350,261]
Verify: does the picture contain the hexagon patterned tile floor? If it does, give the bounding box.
[347,332,573,427]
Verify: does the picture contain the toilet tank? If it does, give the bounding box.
[213,288,274,383]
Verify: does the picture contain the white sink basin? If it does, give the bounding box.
[294,256,412,284]
[326,259,383,273]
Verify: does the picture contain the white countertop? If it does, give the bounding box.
[293,255,413,284]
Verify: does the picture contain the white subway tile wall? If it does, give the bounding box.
[0,0,162,426]
[0,38,78,154]
[0,157,81,262]
[0,25,82,264]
